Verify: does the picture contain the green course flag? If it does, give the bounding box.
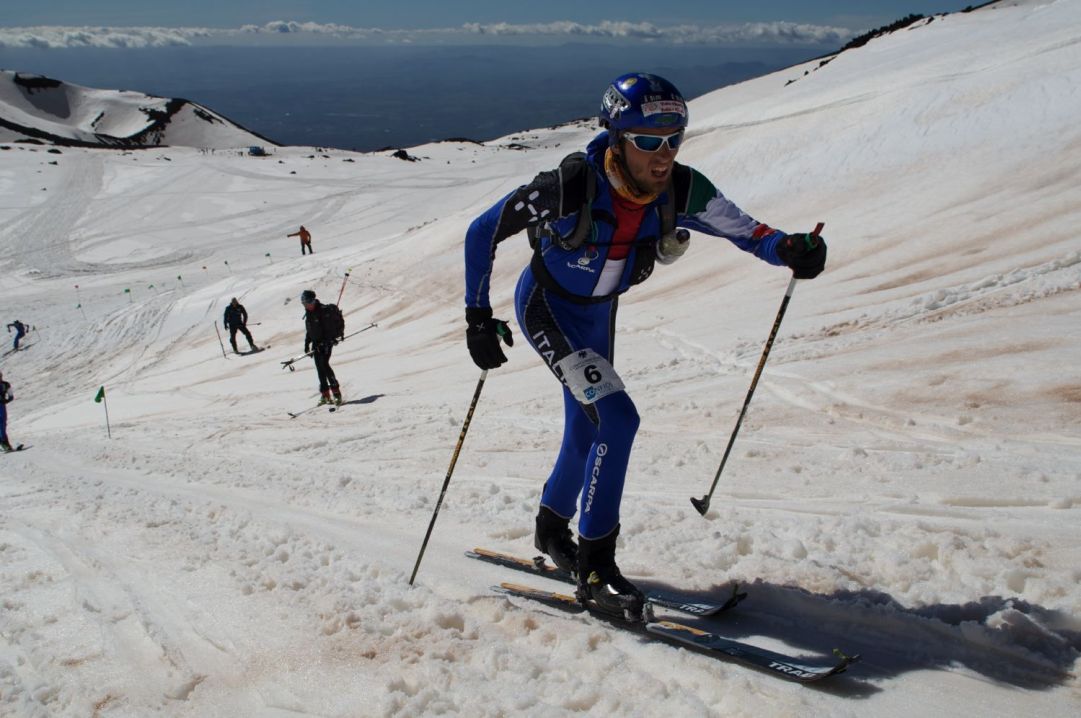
[94,386,106,403]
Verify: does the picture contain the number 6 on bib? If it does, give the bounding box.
[554,349,625,404]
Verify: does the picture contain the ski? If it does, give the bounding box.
[287,404,329,419]
[2,444,26,453]
[492,582,857,683]
[467,547,745,617]
[288,398,342,418]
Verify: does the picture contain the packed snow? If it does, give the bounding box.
[1,1,1079,716]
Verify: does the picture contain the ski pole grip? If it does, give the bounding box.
[804,222,825,250]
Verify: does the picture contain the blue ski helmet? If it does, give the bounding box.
[600,73,688,135]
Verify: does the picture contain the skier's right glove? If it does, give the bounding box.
[466,307,514,370]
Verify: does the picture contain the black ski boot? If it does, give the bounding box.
[534,506,578,576]
[575,526,647,622]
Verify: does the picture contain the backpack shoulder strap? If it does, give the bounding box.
[659,163,692,239]
[527,152,595,250]
[568,153,597,248]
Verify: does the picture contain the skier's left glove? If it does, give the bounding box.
[466,307,514,370]
[776,231,827,279]
[656,229,690,265]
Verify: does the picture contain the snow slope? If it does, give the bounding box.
[1,1,1079,716]
[0,70,275,149]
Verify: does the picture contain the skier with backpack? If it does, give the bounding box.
[300,289,345,405]
[462,72,827,621]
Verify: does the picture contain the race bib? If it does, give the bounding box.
[554,349,625,405]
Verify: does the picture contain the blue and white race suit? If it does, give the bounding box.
[463,131,791,539]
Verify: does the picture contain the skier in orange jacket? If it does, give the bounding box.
[288,225,313,255]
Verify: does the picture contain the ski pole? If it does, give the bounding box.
[102,392,112,439]
[280,322,377,371]
[691,222,823,516]
[409,369,489,585]
[214,321,228,359]
[335,269,351,306]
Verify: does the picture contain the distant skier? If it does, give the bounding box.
[288,225,314,255]
[301,289,345,405]
[462,72,827,621]
[6,320,27,351]
[0,370,15,452]
[222,297,259,354]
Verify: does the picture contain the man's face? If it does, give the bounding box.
[614,127,682,195]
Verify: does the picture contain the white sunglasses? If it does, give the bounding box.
[622,130,685,152]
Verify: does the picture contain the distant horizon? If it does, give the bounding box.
[0,43,831,151]
[0,1,985,41]
[1,3,986,150]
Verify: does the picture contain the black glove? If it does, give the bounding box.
[776,231,827,279]
[466,307,514,370]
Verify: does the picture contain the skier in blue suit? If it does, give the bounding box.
[462,73,827,619]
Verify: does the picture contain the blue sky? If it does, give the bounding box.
[4,1,982,33]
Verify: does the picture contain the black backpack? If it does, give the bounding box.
[323,303,345,338]
[527,152,677,252]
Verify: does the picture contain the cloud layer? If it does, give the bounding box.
[0,20,851,49]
